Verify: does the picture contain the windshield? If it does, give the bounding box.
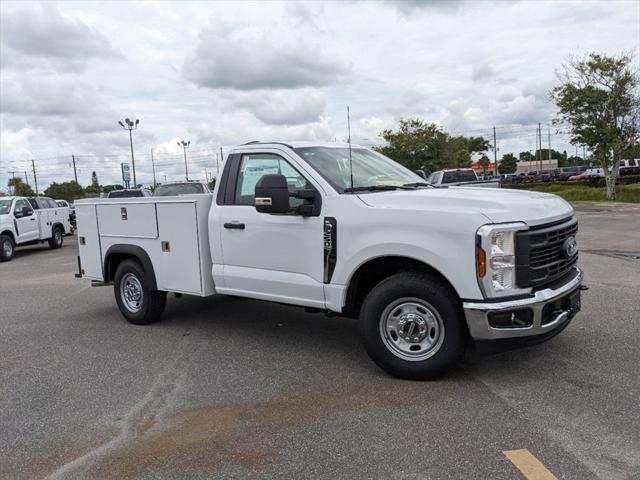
[441,170,477,184]
[0,199,12,215]
[108,190,143,198]
[154,183,206,196]
[294,147,423,193]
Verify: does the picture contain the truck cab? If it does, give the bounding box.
[75,142,584,379]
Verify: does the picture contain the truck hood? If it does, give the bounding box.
[357,187,573,226]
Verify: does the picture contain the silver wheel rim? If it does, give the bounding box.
[120,273,143,313]
[3,239,12,257]
[379,297,445,362]
[55,230,62,245]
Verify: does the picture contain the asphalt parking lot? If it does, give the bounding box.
[1,203,639,480]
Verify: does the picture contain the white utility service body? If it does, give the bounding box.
[0,196,71,262]
[75,142,585,379]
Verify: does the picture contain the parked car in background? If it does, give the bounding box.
[426,168,500,188]
[585,168,605,179]
[568,172,588,182]
[153,181,211,197]
[498,173,519,184]
[1,196,71,261]
[619,159,640,176]
[518,172,535,183]
[559,166,589,181]
[538,170,553,182]
[107,188,152,198]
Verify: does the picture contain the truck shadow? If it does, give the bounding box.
[158,293,469,381]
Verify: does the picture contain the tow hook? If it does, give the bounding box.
[580,285,589,291]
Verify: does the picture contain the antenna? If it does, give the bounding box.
[347,106,354,192]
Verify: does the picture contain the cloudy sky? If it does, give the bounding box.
[1,0,638,190]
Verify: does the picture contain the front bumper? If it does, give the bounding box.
[463,268,583,340]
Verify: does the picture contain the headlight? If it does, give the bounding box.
[476,223,530,298]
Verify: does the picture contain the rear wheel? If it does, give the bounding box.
[0,235,14,262]
[360,272,466,380]
[48,227,63,249]
[114,259,166,325]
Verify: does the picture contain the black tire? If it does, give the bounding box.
[360,272,467,380]
[48,226,63,249]
[114,259,166,325]
[1,234,14,262]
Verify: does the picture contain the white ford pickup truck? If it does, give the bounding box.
[75,142,584,379]
[1,196,71,262]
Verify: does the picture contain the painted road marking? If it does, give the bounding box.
[503,449,558,480]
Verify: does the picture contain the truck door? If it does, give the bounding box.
[217,151,326,308]
[12,199,39,243]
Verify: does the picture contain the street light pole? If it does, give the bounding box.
[178,140,190,180]
[118,118,140,188]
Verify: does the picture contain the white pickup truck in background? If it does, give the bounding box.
[1,196,71,262]
[426,168,501,188]
[75,141,585,379]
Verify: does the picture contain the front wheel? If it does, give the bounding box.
[360,272,467,380]
[1,235,14,262]
[114,259,166,325]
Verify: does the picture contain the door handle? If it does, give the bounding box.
[30,218,35,221]
[224,222,245,230]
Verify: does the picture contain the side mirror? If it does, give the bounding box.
[22,206,32,217]
[254,174,290,214]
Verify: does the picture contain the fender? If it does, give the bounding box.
[104,244,158,290]
[51,222,65,235]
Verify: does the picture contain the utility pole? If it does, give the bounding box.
[219,147,224,177]
[178,140,190,180]
[72,155,78,183]
[31,160,38,195]
[547,126,551,169]
[24,171,29,186]
[118,118,140,187]
[150,148,157,188]
[538,122,542,172]
[493,127,498,176]
[582,145,586,165]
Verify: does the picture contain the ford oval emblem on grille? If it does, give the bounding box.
[562,236,578,258]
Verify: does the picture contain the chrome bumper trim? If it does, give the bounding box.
[463,268,583,340]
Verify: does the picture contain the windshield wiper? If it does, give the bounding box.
[344,185,416,193]
[402,182,433,188]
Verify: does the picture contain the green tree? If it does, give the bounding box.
[44,181,84,201]
[477,154,490,173]
[8,177,35,196]
[208,178,216,191]
[499,153,518,174]
[375,118,489,173]
[551,52,640,200]
[518,151,535,162]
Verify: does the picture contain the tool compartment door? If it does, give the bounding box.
[96,203,158,239]
[76,203,103,280]
[155,201,203,295]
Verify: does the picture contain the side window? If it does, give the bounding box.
[14,199,32,216]
[36,198,49,209]
[27,198,39,209]
[234,153,311,207]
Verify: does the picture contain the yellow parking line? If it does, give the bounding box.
[503,449,558,480]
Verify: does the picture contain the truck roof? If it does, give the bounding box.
[233,141,363,150]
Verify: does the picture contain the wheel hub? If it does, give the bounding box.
[379,298,445,362]
[397,313,428,343]
[120,273,143,312]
